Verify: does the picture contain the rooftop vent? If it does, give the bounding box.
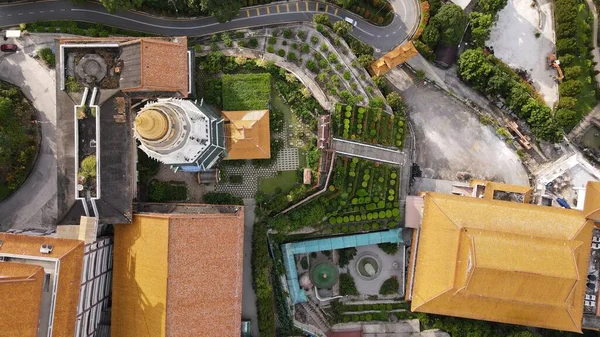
[40,244,54,254]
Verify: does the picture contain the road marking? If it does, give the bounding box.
[39,10,44,13]
[377,35,381,37]
[7,14,11,16]
[392,31,396,34]
[28,11,34,14]
[68,8,379,38]
[295,3,299,11]
[325,5,329,12]
[246,9,250,17]
[276,5,280,13]
[256,8,260,15]
[18,12,22,15]
[334,8,338,15]
[60,9,65,11]
[386,34,389,37]
[286,4,289,12]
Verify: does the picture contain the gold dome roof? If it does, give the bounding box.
[135,109,168,141]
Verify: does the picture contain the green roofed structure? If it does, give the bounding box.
[282,228,404,304]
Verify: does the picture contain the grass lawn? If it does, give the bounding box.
[222,73,271,110]
[258,170,298,194]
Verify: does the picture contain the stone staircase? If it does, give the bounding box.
[300,301,331,334]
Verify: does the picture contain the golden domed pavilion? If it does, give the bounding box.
[133,98,224,172]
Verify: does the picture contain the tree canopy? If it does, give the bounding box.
[430,4,467,47]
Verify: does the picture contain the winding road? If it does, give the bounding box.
[0,0,418,54]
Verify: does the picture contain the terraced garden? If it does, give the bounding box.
[271,156,401,234]
[333,103,406,149]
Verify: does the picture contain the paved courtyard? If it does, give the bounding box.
[489,0,558,107]
[345,245,405,297]
[387,69,529,185]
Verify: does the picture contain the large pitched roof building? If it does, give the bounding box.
[111,204,245,337]
[406,185,598,332]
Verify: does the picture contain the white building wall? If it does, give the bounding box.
[76,237,113,337]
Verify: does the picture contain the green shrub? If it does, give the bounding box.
[311,36,320,44]
[38,47,55,67]
[249,38,258,48]
[278,49,285,57]
[149,181,188,202]
[559,80,583,97]
[268,36,276,44]
[379,276,400,295]
[340,273,359,295]
[79,155,97,179]
[203,191,243,205]
[267,45,275,53]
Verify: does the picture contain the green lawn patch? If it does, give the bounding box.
[222,73,271,110]
[259,170,298,194]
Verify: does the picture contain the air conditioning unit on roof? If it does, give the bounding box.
[40,244,54,254]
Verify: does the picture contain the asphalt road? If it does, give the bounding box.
[0,0,418,54]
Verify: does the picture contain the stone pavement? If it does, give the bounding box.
[346,245,405,297]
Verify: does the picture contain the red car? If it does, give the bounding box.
[1,44,18,52]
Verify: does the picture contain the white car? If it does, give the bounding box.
[344,17,358,27]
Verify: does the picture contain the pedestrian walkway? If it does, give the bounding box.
[332,138,404,165]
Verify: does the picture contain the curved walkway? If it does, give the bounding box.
[0,0,418,54]
[0,42,58,230]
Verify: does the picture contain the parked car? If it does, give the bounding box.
[1,44,18,52]
[241,320,251,337]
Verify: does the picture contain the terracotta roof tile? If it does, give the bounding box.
[112,210,245,337]
[0,234,84,337]
[167,212,244,337]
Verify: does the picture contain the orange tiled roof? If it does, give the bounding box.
[0,263,44,337]
[112,210,245,337]
[371,41,419,76]
[410,192,593,332]
[138,38,189,96]
[0,234,84,337]
[223,110,271,160]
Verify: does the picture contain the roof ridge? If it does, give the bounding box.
[428,193,462,230]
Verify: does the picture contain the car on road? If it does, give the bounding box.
[344,17,358,27]
[1,44,18,52]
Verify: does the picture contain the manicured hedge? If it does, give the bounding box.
[222,73,271,110]
[148,181,188,202]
